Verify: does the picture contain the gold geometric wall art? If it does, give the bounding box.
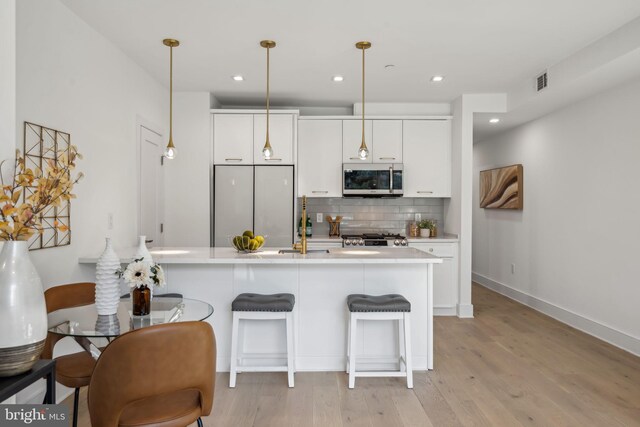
[479,164,524,210]
[23,122,72,250]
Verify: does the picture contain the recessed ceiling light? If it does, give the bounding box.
[431,75,444,82]
[332,75,344,82]
[232,75,244,81]
[489,118,500,124]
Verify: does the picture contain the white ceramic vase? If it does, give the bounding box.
[134,235,153,264]
[0,241,47,377]
[95,238,122,315]
[420,228,431,238]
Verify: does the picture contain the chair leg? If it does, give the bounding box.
[348,313,358,389]
[404,313,413,389]
[72,387,80,427]
[286,312,295,388]
[398,317,406,372]
[197,417,204,427]
[229,312,240,388]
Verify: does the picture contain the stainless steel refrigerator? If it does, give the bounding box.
[213,165,294,247]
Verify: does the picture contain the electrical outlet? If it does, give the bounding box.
[511,263,515,274]
[415,213,422,222]
[108,213,114,230]
[317,213,323,223]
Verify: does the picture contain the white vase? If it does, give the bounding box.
[0,241,47,377]
[95,238,122,315]
[420,228,431,238]
[134,235,153,264]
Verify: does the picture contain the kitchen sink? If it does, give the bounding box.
[277,249,330,254]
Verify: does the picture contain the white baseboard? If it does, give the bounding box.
[434,306,457,316]
[472,272,640,356]
[456,304,474,318]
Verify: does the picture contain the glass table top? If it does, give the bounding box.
[47,297,214,338]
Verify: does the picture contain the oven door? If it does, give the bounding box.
[343,163,403,197]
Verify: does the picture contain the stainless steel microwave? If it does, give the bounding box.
[342,163,403,197]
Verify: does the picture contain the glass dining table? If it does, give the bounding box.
[47,296,214,358]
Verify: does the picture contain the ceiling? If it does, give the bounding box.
[62,0,640,108]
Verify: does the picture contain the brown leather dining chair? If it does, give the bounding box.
[43,282,98,427]
[88,321,216,427]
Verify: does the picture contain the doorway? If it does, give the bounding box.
[138,125,164,247]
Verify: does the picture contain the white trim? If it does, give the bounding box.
[472,272,640,357]
[210,108,300,115]
[434,306,458,316]
[299,115,452,120]
[456,304,474,318]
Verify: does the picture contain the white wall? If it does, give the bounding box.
[473,77,640,355]
[0,0,16,165]
[163,92,211,246]
[16,0,167,287]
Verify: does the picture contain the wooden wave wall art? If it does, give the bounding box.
[480,164,523,210]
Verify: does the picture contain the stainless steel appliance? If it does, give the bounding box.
[342,233,408,248]
[342,163,403,197]
[213,165,294,247]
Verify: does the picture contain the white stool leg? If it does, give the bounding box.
[229,312,240,388]
[403,312,413,389]
[346,312,351,373]
[398,317,406,373]
[348,313,358,389]
[286,312,295,387]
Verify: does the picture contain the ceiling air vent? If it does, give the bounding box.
[536,71,548,92]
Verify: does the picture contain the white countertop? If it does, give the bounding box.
[79,247,443,265]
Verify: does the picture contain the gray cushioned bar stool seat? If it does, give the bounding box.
[232,293,295,312]
[347,294,411,313]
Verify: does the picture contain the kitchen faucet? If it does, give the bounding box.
[292,195,308,254]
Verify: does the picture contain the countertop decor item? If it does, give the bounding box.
[418,219,435,238]
[0,241,48,376]
[134,235,153,263]
[116,257,165,315]
[480,164,523,209]
[231,230,265,253]
[355,41,372,160]
[326,215,343,237]
[260,40,277,160]
[162,38,180,160]
[95,238,121,315]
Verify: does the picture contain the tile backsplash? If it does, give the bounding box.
[298,197,445,237]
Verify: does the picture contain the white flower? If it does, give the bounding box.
[123,260,151,288]
[150,263,166,288]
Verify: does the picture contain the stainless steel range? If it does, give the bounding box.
[342,233,408,248]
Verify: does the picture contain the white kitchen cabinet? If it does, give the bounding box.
[411,242,458,315]
[253,114,294,165]
[372,120,403,163]
[298,120,343,197]
[403,120,451,197]
[213,114,254,164]
[342,120,372,163]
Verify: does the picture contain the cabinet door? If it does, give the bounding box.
[403,120,451,197]
[298,120,343,197]
[253,114,294,165]
[433,258,457,309]
[342,120,372,163]
[372,120,403,163]
[213,114,254,164]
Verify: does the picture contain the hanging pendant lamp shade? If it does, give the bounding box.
[163,38,180,159]
[260,40,276,159]
[356,41,371,160]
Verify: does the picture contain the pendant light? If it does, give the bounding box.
[356,41,371,160]
[260,40,276,159]
[163,38,180,159]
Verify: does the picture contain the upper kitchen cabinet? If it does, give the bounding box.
[212,111,297,165]
[298,119,343,197]
[342,120,372,163]
[372,120,403,163]
[253,114,294,165]
[213,114,254,164]
[342,120,402,163]
[403,120,451,197]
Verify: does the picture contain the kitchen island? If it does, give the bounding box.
[79,247,442,372]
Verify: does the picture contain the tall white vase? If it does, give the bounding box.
[0,241,47,377]
[95,238,122,315]
[134,235,153,264]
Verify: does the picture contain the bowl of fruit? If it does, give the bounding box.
[231,230,265,253]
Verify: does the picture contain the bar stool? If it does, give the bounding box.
[346,293,413,389]
[229,293,295,388]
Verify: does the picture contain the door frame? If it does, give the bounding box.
[136,116,164,247]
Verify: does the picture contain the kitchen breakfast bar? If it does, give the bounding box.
[79,247,442,372]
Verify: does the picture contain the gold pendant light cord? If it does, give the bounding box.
[361,45,365,145]
[266,45,270,143]
[169,45,173,144]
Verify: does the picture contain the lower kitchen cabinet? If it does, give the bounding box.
[411,242,458,315]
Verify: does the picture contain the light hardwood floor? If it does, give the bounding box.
[66,283,640,426]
